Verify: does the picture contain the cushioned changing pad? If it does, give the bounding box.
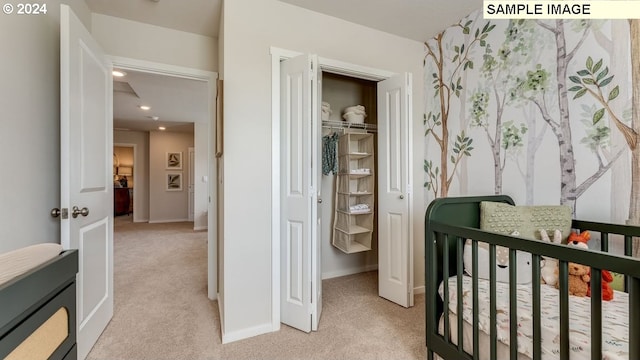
[439,275,629,359]
[0,243,63,286]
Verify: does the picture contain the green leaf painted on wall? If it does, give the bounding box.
[586,56,593,71]
[592,59,603,73]
[569,76,582,84]
[568,86,583,92]
[593,108,605,124]
[596,67,609,82]
[599,75,614,87]
[609,85,620,101]
[574,88,587,99]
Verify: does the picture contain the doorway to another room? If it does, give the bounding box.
[87,64,219,358]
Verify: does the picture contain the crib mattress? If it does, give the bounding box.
[439,276,629,359]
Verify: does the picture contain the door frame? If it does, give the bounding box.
[113,143,137,218]
[270,47,411,330]
[109,56,219,301]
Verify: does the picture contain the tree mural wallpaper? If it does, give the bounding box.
[424,18,495,197]
[424,12,637,253]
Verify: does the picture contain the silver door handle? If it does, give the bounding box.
[72,206,89,218]
[399,194,404,199]
[318,198,323,204]
[51,208,61,218]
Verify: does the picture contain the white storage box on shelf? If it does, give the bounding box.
[332,132,375,254]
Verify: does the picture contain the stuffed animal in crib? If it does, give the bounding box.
[566,230,614,301]
[587,269,615,301]
[567,230,590,249]
[558,262,590,297]
[538,229,562,286]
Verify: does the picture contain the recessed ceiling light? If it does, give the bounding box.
[139,105,151,111]
[158,126,166,131]
[112,70,127,77]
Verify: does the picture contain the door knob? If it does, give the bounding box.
[399,194,404,199]
[318,198,323,204]
[72,206,89,218]
[51,208,61,218]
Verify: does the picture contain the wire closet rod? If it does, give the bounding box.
[321,120,377,133]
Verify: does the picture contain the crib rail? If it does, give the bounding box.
[425,197,640,360]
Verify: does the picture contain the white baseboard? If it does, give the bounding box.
[133,218,149,223]
[321,264,378,280]
[148,218,190,224]
[194,226,208,231]
[221,323,274,344]
[413,285,425,295]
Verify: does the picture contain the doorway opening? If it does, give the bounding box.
[89,58,220,353]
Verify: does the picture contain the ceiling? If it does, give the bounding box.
[85,0,481,42]
[278,0,482,42]
[90,0,481,133]
[112,69,207,133]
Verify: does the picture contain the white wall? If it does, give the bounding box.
[0,1,92,253]
[114,130,150,222]
[221,0,424,341]
[91,13,218,72]
[149,131,194,222]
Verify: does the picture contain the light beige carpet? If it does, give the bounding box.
[87,217,426,360]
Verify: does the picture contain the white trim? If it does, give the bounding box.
[270,48,282,332]
[271,47,401,329]
[109,56,217,82]
[321,264,379,280]
[318,57,393,81]
[148,218,190,224]
[110,56,219,305]
[193,226,208,231]
[406,72,415,307]
[222,323,274,344]
[413,285,425,295]
[133,219,149,223]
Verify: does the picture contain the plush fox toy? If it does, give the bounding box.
[567,230,614,301]
[567,231,590,249]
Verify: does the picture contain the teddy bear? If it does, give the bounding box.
[538,229,562,286]
[566,230,614,301]
[556,261,591,297]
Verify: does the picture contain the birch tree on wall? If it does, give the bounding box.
[424,20,495,197]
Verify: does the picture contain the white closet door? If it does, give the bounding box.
[377,73,413,308]
[280,54,321,332]
[311,60,323,331]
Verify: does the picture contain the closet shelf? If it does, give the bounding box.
[337,209,373,216]
[339,172,371,178]
[335,225,372,235]
[337,191,373,196]
[342,152,372,160]
[322,120,377,133]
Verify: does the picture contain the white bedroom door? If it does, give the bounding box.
[280,54,322,332]
[377,73,413,307]
[60,4,113,359]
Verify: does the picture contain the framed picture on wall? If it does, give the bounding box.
[166,151,182,170]
[166,173,183,191]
